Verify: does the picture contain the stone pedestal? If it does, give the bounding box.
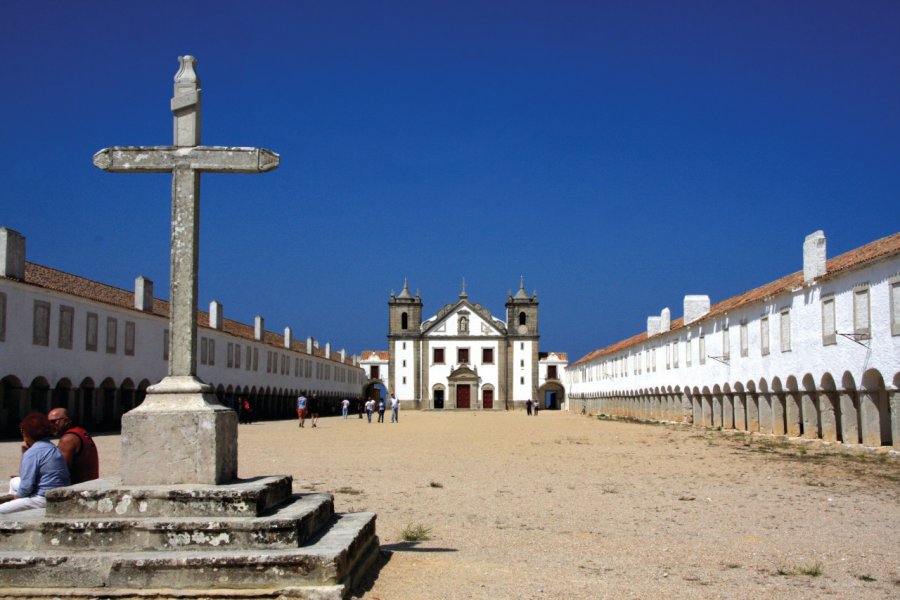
[121,376,237,485]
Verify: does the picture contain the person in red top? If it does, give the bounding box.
[47,408,99,484]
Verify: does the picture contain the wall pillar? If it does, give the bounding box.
[819,390,838,442]
[859,390,882,447]
[758,394,773,434]
[839,390,859,444]
[801,391,819,439]
[785,391,801,436]
[890,389,900,451]
[724,393,735,429]
[772,393,786,436]
[746,393,759,432]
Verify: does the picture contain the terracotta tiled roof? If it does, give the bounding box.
[572,231,900,366]
[360,350,389,361]
[17,262,357,365]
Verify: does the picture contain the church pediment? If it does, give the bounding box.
[448,365,479,381]
[423,299,506,337]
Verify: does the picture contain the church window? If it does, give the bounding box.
[760,316,770,355]
[740,321,748,357]
[518,312,526,326]
[520,359,524,367]
[482,348,494,364]
[106,317,117,354]
[458,348,469,364]
[821,297,836,345]
[780,309,791,352]
[163,329,169,361]
[891,278,900,336]
[402,342,406,350]
[33,300,50,347]
[520,376,524,385]
[722,327,729,361]
[402,359,406,367]
[86,312,98,352]
[433,348,445,364]
[520,342,524,350]
[58,305,74,350]
[401,312,408,330]
[227,342,234,368]
[0,291,5,342]
[125,321,135,356]
[853,286,870,338]
[458,314,469,334]
[402,376,407,384]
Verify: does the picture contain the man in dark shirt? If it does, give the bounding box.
[47,408,99,484]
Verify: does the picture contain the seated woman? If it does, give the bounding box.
[0,413,70,514]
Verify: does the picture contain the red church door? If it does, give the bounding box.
[483,389,493,409]
[456,385,470,409]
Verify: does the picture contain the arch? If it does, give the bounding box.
[98,377,119,431]
[1,375,25,438]
[120,378,137,415]
[401,312,409,330]
[860,369,890,446]
[518,311,527,326]
[77,378,96,429]
[53,377,74,411]
[28,376,51,416]
[538,381,565,411]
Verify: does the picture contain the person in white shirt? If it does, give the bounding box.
[390,393,399,423]
[341,398,350,419]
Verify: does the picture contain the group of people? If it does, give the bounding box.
[295,393,320,428]
[525,398,541,416]
[363,394,399,423]
[1,408,99,515]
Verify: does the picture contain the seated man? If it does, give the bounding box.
[47,408,99,484]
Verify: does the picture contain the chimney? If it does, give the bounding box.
[684,295,711,325]
[339,348,346,362]
[135,276,154,312]
[647,316,661,337]
[353,355,359,366]
[254,316,264,340]
[209,300,223,329]
[803,230,827,283]
[660,307,671,332]
[325,342,331,359]
[307,336,314,354]
[0,228,26,280]
[284,327,292,349]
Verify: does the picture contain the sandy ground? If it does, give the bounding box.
[2,410,898,599]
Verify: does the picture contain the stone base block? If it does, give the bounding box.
[121,381,237,485]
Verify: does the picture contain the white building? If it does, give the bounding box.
[361,279,566,410]
[0,227,366,435]
[567,230,900,450]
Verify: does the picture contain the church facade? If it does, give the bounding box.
[361,279,566,410]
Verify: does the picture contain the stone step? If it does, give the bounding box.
[0,511,378,597]
[0,493,334,553]
[45,476,293,518]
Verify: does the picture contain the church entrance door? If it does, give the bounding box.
[483,389,493,409]
[457,385,470,409]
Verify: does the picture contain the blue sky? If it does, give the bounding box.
[1,1,898,362]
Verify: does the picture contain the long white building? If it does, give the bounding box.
[0,227,366,436]
[567,230,900,450]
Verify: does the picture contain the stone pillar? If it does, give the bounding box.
[801,391,819,438]
[785,391,801,436]
[713,394,722,428]
[839,390,859,444]
[890,389,900,451]
[692,396,701,426]
[772,393,786,436]
[859,390,882,447]
[819,390,837,442]
[734,393,746,430]
[758,394,773,434]
[724,393,735,429]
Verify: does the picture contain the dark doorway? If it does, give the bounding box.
[457,385,470,409]
[483,389,493,409]
[434,389,444,409]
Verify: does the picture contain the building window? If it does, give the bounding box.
[520,376,524,385]
[652,348,657,371]
[780,309,791,352]
[371,365,380,379]
[458,348,469,364]
[0,291,6,342]
[892,279,900,336]
[235,344,242,369]
[201,338,209,365]
[105,317,117,354]
[519,312,526,326]
[433,348,445,364]
[266,351,272,373]
[253,348,258,371]
[58,305,74,350]
[853,286,870,338]
[821,296,836,345]
[125,321,135,356]
[163,329,169,361]
[402,376,407,384]
[482,348,494,364]
[548,365,557,379]
[722,327,729,361]
[520,342,524,350]
[402,342,406,350]
[740,321,748,357]
[685,338,691,367]
[227,342,234,368]
[672,341,679,368]
[665,344,671,369]
[402,359,406,367]
[401,312,408,330]
[86,312,98,352]
[699,335,706,365]
[33,300,50,346]
[760,316,770,356]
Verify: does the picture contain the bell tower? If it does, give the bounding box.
[506,276,539,336]
[388,279,422,403]
[506,277,539,409]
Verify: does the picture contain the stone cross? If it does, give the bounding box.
[93,56,279,485]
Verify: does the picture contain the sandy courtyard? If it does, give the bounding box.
[2,410,898,599]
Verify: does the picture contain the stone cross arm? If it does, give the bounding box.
[93,146,280,173]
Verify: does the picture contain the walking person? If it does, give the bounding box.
[533,398,539,416]
[377,398,386,423]
[526,398,533,416]
[341,398,350,419]
[309,393,320,428]
[296,393,307,428]
[390,393,399,423]
[365,398,375,423]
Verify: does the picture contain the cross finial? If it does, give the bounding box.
[460,277,467,298]
[172,55,201,147]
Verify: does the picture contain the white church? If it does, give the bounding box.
[360,279,567,410]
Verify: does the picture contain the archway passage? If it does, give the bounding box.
[539,381,565,410]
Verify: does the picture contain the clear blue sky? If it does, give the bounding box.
[1,1,898,362]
